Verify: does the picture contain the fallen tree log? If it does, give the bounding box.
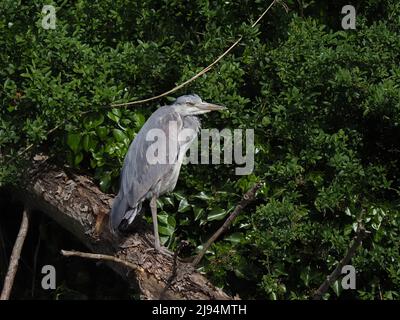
[14,159,231,300]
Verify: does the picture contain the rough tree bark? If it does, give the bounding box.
[13,159,231,300]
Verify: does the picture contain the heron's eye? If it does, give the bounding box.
[187,102,195,106]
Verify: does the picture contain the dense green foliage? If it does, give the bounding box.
[1,0,400,299]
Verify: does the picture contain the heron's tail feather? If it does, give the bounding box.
[109,194,141,233]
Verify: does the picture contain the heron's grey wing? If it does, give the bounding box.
[120,106,183,207]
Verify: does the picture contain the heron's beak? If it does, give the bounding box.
[197,102,227,112]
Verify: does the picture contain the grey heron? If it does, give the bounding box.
[109,94,226,255]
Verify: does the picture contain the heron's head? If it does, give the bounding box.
[173,94,226,116]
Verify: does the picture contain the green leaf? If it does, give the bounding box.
[107,108,122,122]
[96,126,109,140]
[224,232,244,244]
[166,96,176,102]
[112,129,127,142]
[234,268,246,279]
[74,153,84,166]
[193,207,204,221]
[67,133,81,153]
[82,134,97,152]
[82,135,90,152]
[207,208,227,221]
[262,116,271,126]
[156,198,163,209]
[158,225,174,236]
[300,267,311,287]
[167,215,176,228]
[99,173,111,192]
[178,199,191,212]
[173,192,185,201]
[331,280,341,297]
[162,197,174,207]
[179,216,190,226]
[134,112,146,128]
[84,114,104,129]
[194,191,212,201]
[158,213,168,225]
[160,236,169,246]
[104,143,117,154]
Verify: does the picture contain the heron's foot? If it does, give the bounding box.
[158,246,174,258]
[145,245,174,258]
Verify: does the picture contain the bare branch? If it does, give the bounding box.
[159,240,189,299]
[313,225,369,300]
[1,207,30,300]
[192,181,263,266]
[61,249,143,274]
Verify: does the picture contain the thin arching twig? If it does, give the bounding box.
[1,207,30,300]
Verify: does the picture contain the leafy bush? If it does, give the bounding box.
[1,0,400,299]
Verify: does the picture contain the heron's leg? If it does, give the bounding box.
[150,196,161,251]
[149,196,173,257]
